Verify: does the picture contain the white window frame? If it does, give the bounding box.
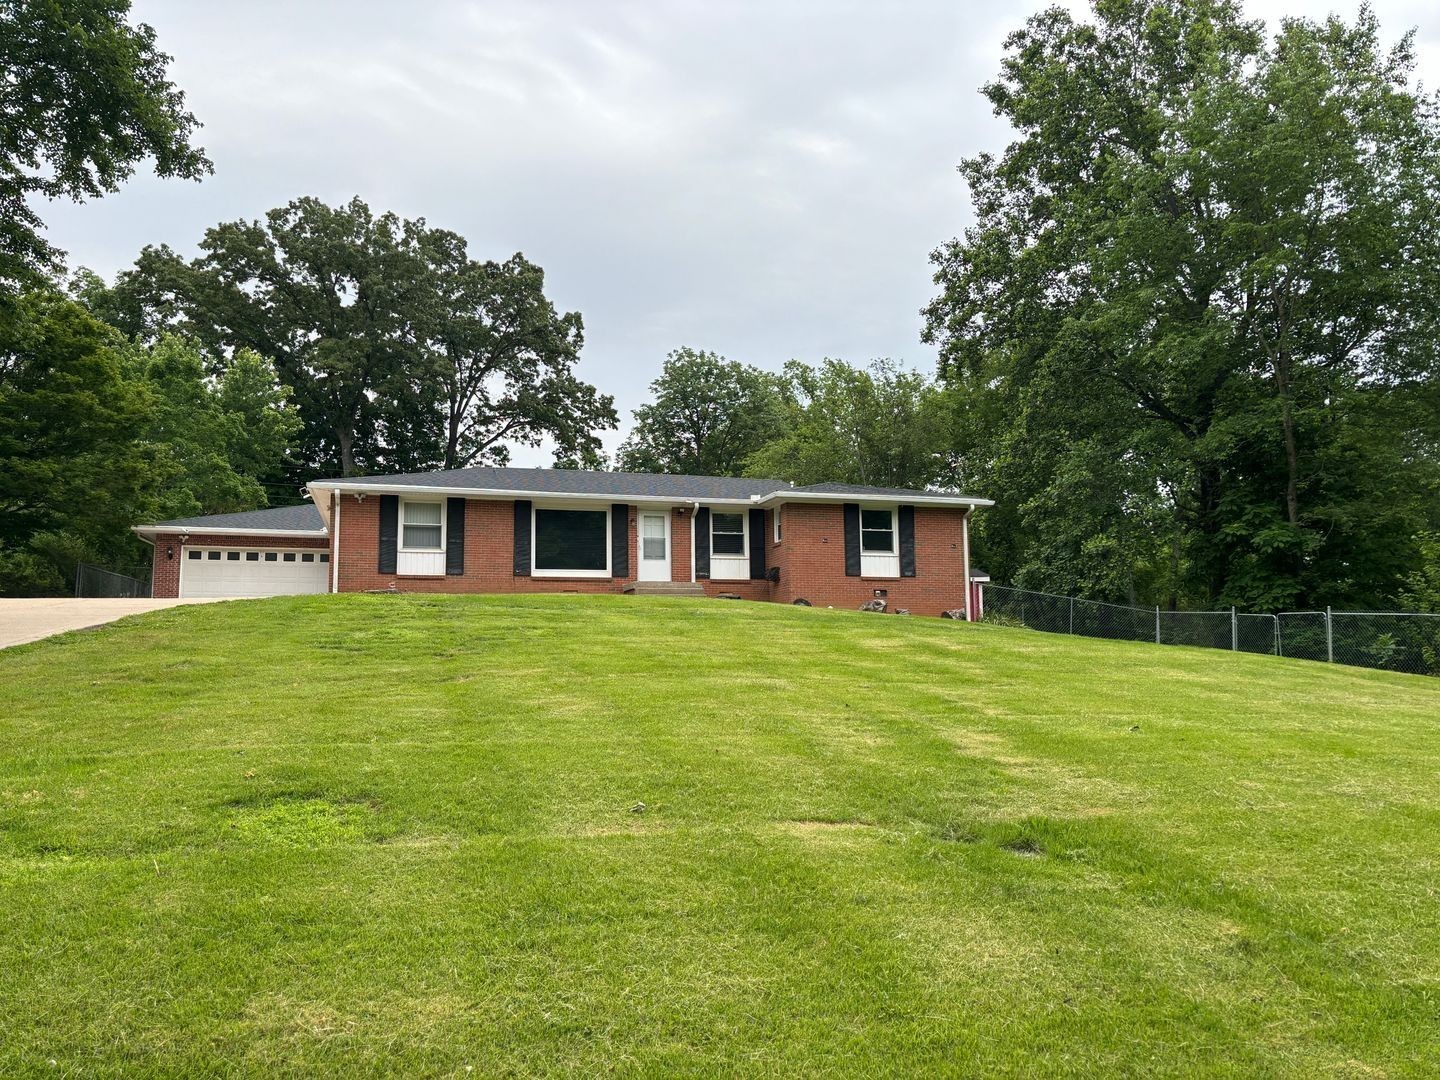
[399,498,446,553]
[773,504,783,544]
[531,501,612,579]
[859,505,898,555]
[710,509,749,560]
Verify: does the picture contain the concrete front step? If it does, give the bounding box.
[623,581,707,597]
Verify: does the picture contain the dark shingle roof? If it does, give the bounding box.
[310,466,788,501]
[148,504,326,532]
[309,466,986,504]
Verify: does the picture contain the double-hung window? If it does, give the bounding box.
[861,508,896,553]
[711,512,746,556]
[401,500,444,550]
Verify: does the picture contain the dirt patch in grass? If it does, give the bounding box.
[774,819,879,840]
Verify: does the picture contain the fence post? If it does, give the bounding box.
[74,563,82,598]
[1326,606,1334,663]
[1231,607,1238,651]
[1274,616,1281,657]
[1069,596,1074,635]
[1155,606,1161,645]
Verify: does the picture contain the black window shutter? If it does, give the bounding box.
[378,494,398,573]
[843,503,861,577]
[694,507,711,579]
[898,505,916,578]
[513,500,531,576]
[446,497,465,575]
[748,508,766,580]
[611,504,629,578]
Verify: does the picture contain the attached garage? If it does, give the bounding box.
[135,504,332,599]
[180,546,329,597]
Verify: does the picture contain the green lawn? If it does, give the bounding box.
[2,595,1437,1076]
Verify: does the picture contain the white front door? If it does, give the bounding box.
[637,511,670,581]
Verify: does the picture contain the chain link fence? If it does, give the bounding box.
[982,584,1439,677]
[74,562,150,598]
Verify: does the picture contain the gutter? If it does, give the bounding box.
[131,525,328,538]
[306,482,994,512]
[750,491,995,510]
[306,481,762,508]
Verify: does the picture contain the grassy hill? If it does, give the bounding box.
[2,594,1437,1076]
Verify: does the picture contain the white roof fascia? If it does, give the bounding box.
[307,481,759,508]
[752,491,994,509]
[131,525,327,538]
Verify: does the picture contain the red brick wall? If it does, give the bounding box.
[148,531,329,598]
[670,508,693,583]
[768,503,969,617]
[696,508,777,600]
[334,495,641,594]
[155,497,972,616]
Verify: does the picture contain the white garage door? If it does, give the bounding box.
[181,547,330,597]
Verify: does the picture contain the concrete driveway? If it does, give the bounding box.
[0,598,238,649]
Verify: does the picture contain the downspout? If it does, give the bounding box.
[962,508,972,621]
[331,489,341,594]
[688,501,699,583]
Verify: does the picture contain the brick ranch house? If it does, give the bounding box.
[134,467,993,618]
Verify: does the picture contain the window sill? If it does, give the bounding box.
[531,570,612,579]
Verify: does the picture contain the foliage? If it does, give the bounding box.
[617,348,790,475]
[126,335,300,520]
[2,594,1438,1073]
[743,358,954,489]
[100,196,615,477]
[924,0,1440,610]
[1397,532,1440,613]
[0,291,301,593]
[0,0,209,291]
[0,290,160,592]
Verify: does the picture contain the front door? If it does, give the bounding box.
[638,511,670,581]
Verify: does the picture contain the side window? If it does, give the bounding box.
[711,512,745,555]
[860,509,896,553]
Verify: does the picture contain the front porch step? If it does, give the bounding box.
[623,581,707,597]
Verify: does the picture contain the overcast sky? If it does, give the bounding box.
[39,0,1440,465]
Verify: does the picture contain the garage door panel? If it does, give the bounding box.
[181,547,329,597]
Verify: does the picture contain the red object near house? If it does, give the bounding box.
[134,468,993,619]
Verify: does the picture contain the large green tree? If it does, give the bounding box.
[103,197,615,477]
[744,359,953,490]
[924,0,1440,609]
[617,348,790,476]
[0,291,159,592]
[0,0,209,291]
[127,334,301,520]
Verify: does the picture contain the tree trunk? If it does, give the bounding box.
[1275,351,1301,526]
[337,427,357,477]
